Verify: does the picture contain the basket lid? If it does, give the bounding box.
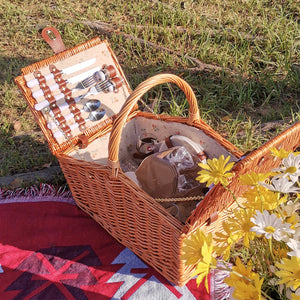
[15,27,132,155]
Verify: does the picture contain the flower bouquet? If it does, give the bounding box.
[182,148,300,300]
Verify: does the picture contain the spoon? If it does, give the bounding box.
[47,99,101,129]
[53,109,106,139]
[88,109,106,121]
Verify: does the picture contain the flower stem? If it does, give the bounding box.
[268,238,275,261]
[256,186,264,212]
[261,289,275,300]
[223,184,245,209]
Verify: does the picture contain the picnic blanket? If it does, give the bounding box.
[0,184,229,300]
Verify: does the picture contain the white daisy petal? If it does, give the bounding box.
[287,239,300,258]
[280,200,300,221]
[250,210,295,241]
[259,177,300,194]
[272,153,300,183]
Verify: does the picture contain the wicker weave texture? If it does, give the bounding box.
[15,40,300,286]
[58,154,192,284]
[58,122,299,285]
[58,74,299,286]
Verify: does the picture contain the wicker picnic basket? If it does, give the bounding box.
[15,27,300,286]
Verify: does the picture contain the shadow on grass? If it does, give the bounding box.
[0,55,38,85]
[0,131,63,187]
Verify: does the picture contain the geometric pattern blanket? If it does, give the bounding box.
[0,184,229,300]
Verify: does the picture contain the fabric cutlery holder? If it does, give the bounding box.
[15,27,132,152]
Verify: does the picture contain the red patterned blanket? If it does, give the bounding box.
[0,185,219,300]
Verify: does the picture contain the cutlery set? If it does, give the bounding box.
[25,59,123,141]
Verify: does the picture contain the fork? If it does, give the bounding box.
[74,65,116,89]
[78,77,123,99]
[35,77,122,111]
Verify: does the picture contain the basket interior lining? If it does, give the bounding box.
[69,116,239,171]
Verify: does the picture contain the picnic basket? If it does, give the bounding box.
[15,27,300,286]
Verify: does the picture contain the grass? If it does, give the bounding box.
[0,0,299,181]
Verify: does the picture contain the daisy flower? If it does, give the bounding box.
[291,288,300,300]
[287,239,300,258]
[243,186,287,211]
[259,176,300,194]
[181,230,213,265]
[291,293,300,300]
[197,155,235,187]
[250,210,295,241]
[281,200,300,221]
[270,147,293,159]
[214,222,238,260]
[224,257,264,300]
[294,226,300,241]
[275,256,300,290]
[280,200,300,231]
[272,153,300,183]
[239,172,273,186]
[223,208,256,248]
[192,240,217,292]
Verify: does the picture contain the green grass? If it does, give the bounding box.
[0,0,299,179]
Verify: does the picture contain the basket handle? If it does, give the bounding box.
[108,73,201,177]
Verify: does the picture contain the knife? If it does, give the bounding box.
[25,58,97,88]
[32,66,100,101]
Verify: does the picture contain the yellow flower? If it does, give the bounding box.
[273,246,289,259]
[197,155,235,187]
[275,256,300,290]
[224,257,264,300]
[270,147,296,159]
[229,276,264,300]
[224,257,255,283]
[226,208,256,248]
[243,186,287,211]
[192,241,217,292]
[214,222,238,260]
[280,200,300,227]
[291,293,300,300]
[181,230,213,265]
[239,172,273,186]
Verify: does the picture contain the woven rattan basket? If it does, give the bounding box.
[15,28,300,286]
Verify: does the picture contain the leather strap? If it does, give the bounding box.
[78,134,89,149]
[165,136,174,148]
[33,70,57,106]
[49,64,86,132]
[107,159,120,169]
[33,70,72,138]
[41,27,66,54]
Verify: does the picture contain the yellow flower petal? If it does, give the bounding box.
[196,155,235,187]
[275,257,300,290]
